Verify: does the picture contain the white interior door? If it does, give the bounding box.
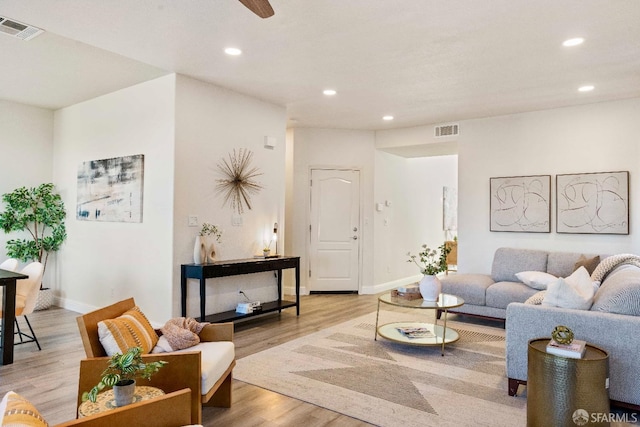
[309,169,360,292]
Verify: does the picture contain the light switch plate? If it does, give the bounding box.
[188,215,198,226]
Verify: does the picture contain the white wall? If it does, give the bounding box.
[458,98,640,273]
[0,100,54,279]
[53,75,176,322]
[174,75,287,317]
[373,151,457,291]
[289,128,375,294]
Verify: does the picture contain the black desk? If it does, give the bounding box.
[181,256,300,323]
[0,269,28,365]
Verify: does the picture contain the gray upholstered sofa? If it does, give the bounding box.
[506,262,640,408]
[440,247,602,320]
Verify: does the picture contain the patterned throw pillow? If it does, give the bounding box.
[97,306,159,355]
[0,391,48,427]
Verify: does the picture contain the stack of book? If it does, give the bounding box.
[391,284,422,300]
[546,338,587,359]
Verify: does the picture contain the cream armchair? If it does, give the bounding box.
[75,298,235,425]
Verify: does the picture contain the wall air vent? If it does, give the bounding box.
[0,16,44,41]
[434,123,459,138]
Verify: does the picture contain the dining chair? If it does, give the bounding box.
[0,258,18,272]
[0,261,45,350]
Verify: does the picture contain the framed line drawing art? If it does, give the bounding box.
[76,154,144,223]
[490,175,551,233]
[556,171,629,234]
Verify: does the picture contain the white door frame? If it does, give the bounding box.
[307,166,363,293]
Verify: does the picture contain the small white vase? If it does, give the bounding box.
[193,236,206,264]
[419,275,441,302]
[206,238,217,263]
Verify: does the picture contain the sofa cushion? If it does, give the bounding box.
[97,306,159,356]
[172,341,235,395]
[515,271,557,290]
[542,267,595,310]
[486,281,539,309]
[439,274,494,305]
[591,264,640,315]
[0,391,48,427]
[491,248,548,282]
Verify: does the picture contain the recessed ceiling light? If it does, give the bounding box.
[323,89,337,96]
[578,85,594,92]
[563,37,585,47]
[382,115,394,121]
[224,47,242,56]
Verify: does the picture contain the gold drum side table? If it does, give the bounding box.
[527,338,610,427]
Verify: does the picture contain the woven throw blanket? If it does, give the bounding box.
[160,317,209,351]
[591,254,640,283]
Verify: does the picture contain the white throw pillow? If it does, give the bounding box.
[542,266,595,310]
[515,271,557,290]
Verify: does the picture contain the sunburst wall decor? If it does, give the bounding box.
[216,148,263,214]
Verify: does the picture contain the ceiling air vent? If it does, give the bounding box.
[0,16,44,41]
[434,123,459,138]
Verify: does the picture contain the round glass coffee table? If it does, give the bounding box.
[375,292,464,356]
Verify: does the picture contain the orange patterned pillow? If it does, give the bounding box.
[1,391,48,427]
[97,306,159,355]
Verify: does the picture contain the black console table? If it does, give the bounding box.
[180,256,300,323]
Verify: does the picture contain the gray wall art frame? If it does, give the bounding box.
[556,171,629,234]
[76,154,144,223]
[490,175,551,233]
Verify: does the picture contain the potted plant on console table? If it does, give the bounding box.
[83,346,167,407]
[407,243,451,301]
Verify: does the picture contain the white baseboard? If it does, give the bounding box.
[284,285,308,296]
[55,296,99,315]
[360,275,422,295]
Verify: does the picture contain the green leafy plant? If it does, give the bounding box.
[407,243,451,276]
[198,222,222,242]
[0,183,67,288]
[82,347,167,403]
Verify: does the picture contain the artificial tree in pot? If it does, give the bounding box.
[0,183,67,309]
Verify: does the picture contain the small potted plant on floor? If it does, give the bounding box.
[82,347,167,407]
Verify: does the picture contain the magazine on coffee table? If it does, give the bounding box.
[396,326,435,338]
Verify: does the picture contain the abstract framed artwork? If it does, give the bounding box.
[76,154,144,223]
[556,171,629,234]
[490,175,551,233]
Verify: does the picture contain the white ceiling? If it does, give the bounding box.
[1,0,639,130]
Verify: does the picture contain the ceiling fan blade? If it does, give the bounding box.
[238,0,275,18]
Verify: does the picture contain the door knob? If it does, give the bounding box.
[353,227,358,232]
[352,236,358,240]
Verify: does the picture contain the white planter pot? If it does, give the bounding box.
[34,288,54,311]
[113,379,136,407]
[419,275,442,302]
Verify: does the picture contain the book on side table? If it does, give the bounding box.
[546,338,587,359]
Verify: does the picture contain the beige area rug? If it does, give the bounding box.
[234,311,526,427]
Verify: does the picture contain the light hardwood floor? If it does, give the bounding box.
[0,294,392,426]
